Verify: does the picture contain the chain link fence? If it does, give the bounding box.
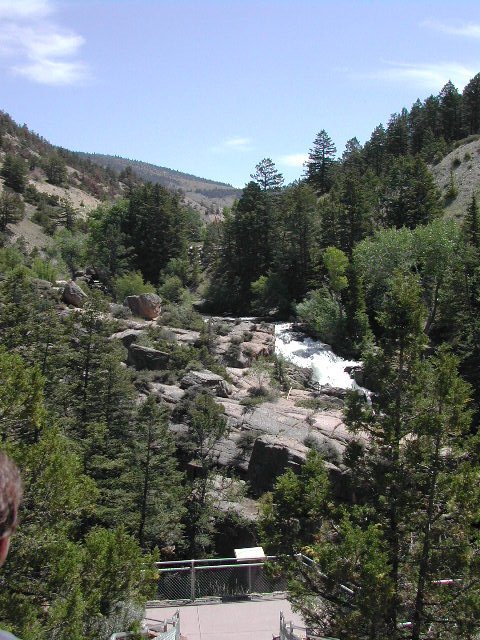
[156,556,287,601]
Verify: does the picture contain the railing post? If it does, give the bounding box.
[190,560,195,601]
[248,565,252,593]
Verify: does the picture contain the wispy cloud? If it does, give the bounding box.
[278,153,308,168]
[0,0,52,20]
[358,62,475,91]
[0,0,89,86]
[422,19,480,38]
[211,136,254,153]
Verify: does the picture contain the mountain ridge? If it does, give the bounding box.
[76,152,242,214]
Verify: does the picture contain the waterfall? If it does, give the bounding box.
[274,323,361,390]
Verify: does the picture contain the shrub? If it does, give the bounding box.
[110,303,133,319]
[29,257,58,283]
[237,429,261,451]
[451,157,461,169]
[158,302,205,331]
[113,270,155,302]
[296,287,340,344]
[159,275,186,303]
[464,151,472,161]
[445,170,458,201]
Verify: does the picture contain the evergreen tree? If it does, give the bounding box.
[364,124,386,175]
[305,129,337,195]
[184,393,228,556]
[250,158,284,191]
[1,154,27,193]
[122,183,188,284]
[462,72,480,135]
[0,188,24,231]
[380,155,442,229]
[273,181,318,301]
[385,110,409,157]
[333,167,376,255]
[45,155,67,186]
[439,80,463,142]
[87,200,131,283]
[127,395,185,551]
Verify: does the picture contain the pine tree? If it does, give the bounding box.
[250,158,284,191]
[305,129,337,195]
[439,80,463,142]
[0,153,27,193]
[0,188,25,231]
[462,72,480,135]
[127,395,185,551]
[364,124,386,175]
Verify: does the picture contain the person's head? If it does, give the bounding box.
[0,453,22,567]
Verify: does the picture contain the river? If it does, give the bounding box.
[274,323,362,390]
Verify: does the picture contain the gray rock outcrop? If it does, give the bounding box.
[110,328,144,348]
[248,435,309,496]
[180,370,233,396]
[62,280,87,307]
[127,344,169,370]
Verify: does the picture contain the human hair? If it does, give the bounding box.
[0,453,22,540]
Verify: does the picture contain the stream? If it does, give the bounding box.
[274,323,362,390]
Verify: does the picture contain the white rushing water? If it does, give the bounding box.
[274,323,361,389]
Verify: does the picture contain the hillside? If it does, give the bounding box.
[77,152,242,215]
[430,135,480,219]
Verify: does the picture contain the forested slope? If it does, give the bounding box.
[0,72,480,639]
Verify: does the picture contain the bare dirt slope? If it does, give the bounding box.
[431,136,480,219]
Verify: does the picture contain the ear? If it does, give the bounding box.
[0,535,10,567]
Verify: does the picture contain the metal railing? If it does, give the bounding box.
[109,610,180,640]
[278,611,338,640]
[155,556,287,601]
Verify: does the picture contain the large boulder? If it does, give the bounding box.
[62,280,87,307]
[125,293,162,320]
[110,328,144,348]
[127,344,169,370]
[180,369,233,397]
[248,435,309,497]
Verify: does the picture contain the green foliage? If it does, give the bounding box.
[158,300,205,331]
[1,153,28,193]
[0,349,153,639]
[113,269,155,302]
[49,228,86,278]
[0,244,24,273]
[159,274,186,303]
[296,287,341,344]
[87,200,131,282]
[250,158,284,191]
[0,188,25,231]
[305,129,337,194]
[29,256,58,282]
[380,155,442,228]
[121,183,188,284]
[251,270,290,315]
[322,246,348,294]
[45,155,67,186]
[126,396,185,551]
[445,169,459,202]
[258,449,329,555]
[184,393,229,556]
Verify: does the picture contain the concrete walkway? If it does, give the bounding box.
[145,597,304,640]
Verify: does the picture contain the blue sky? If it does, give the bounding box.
[0,0,478,187]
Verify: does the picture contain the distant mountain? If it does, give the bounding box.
[76,153,242,215]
